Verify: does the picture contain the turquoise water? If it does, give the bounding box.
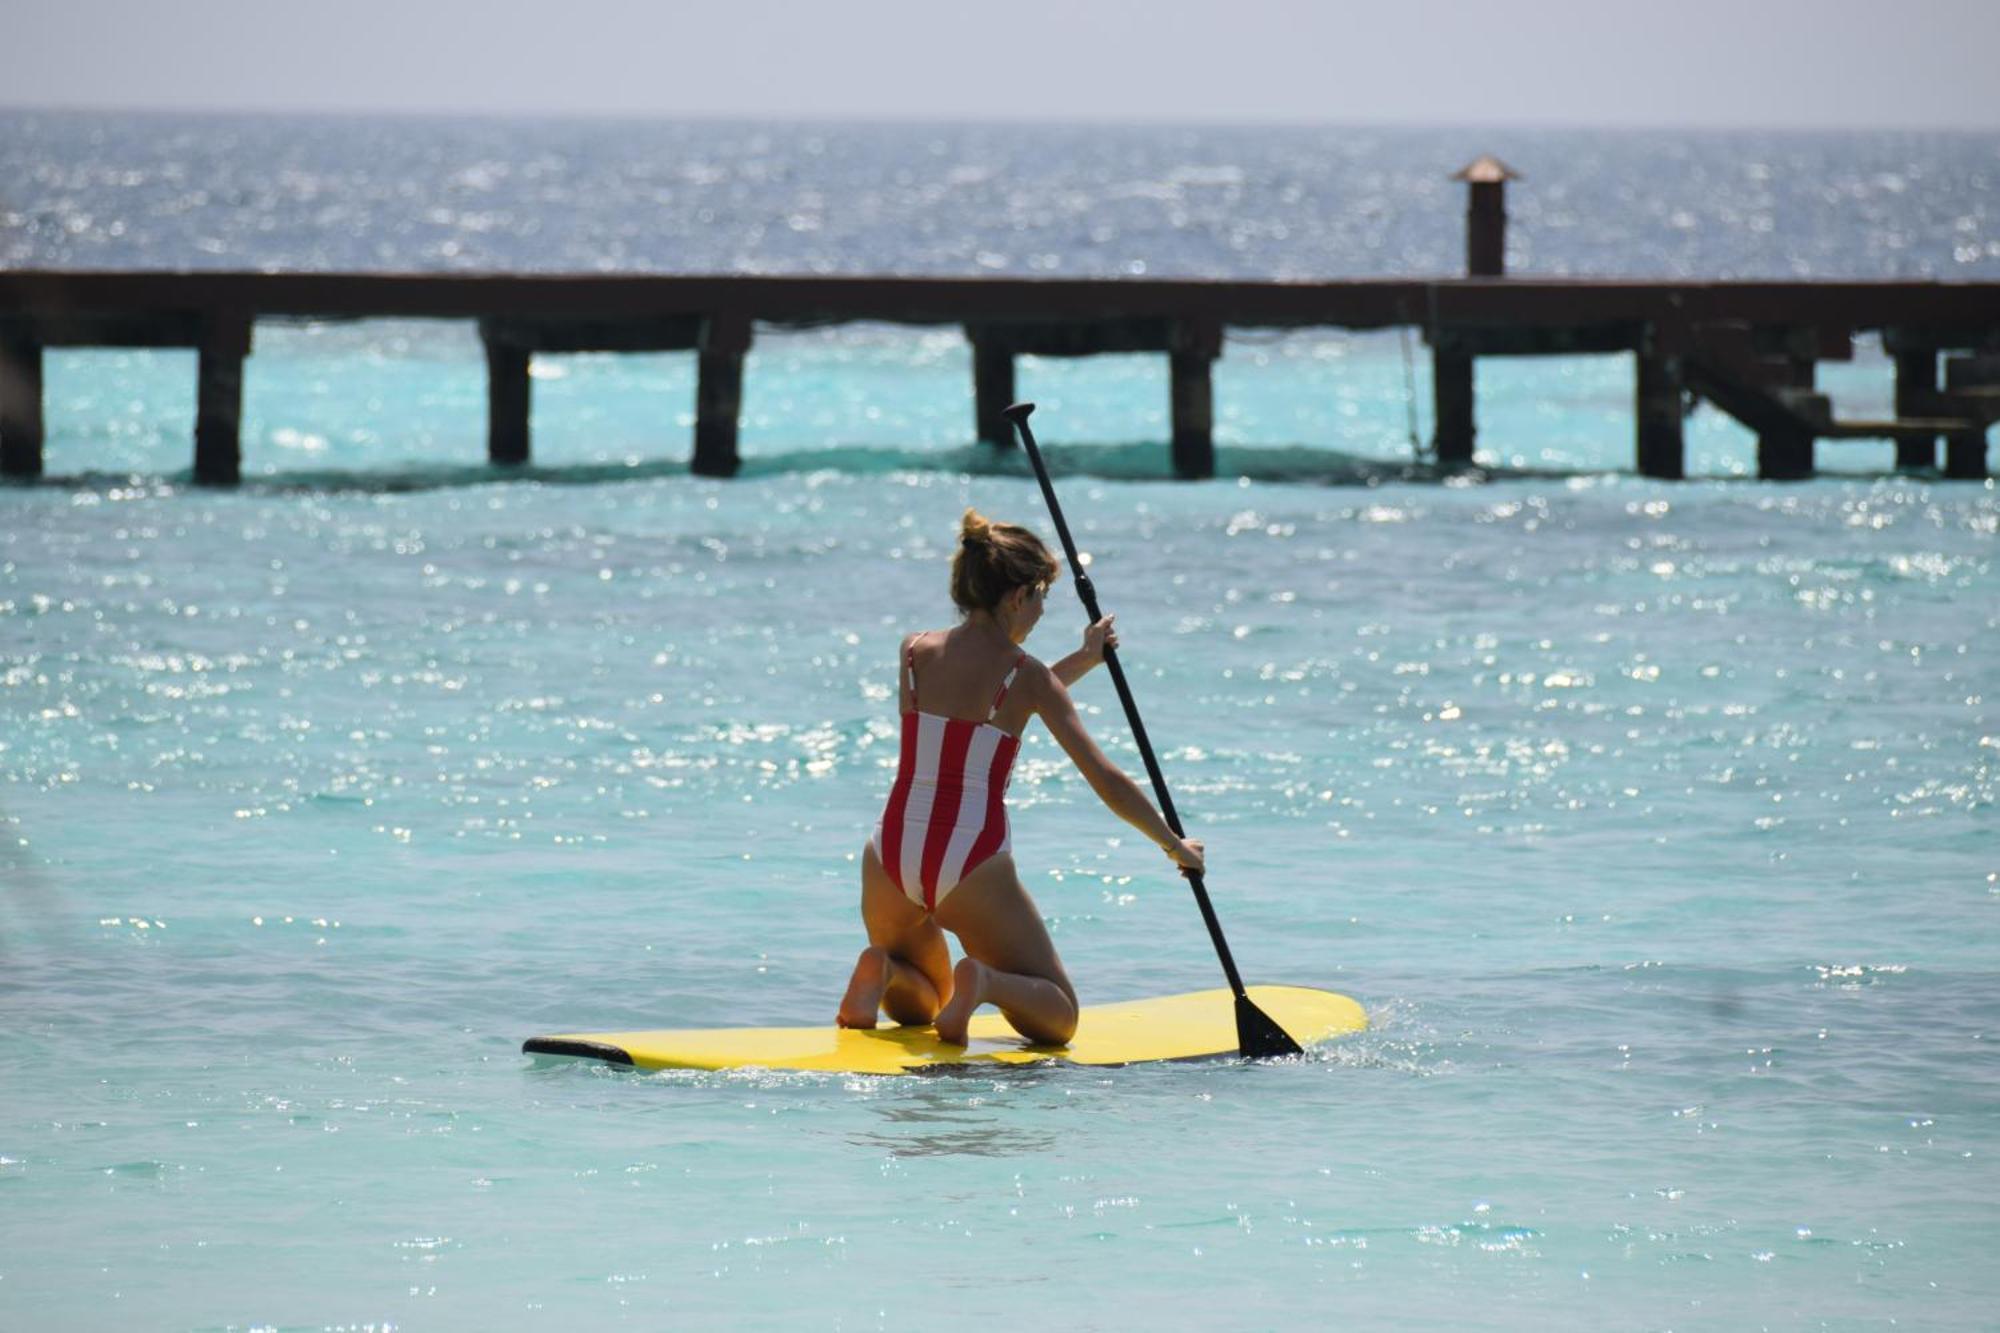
[4,114,2000,1329]
[5,414,1996,1326]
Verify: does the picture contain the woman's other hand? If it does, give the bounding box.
[1165,836,1204,875]
[1080,614,1118,665]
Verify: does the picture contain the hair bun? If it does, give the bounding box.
[948,511,1060,616]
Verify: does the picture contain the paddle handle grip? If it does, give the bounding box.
[1001,403,1249,999]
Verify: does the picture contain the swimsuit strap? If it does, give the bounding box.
[986,651,1027,722]
[904,643,919,711]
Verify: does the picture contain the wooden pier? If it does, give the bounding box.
[1,165,1995,484]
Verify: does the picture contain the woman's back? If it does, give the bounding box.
[880,625,1033,913]
[904,626,1037,738]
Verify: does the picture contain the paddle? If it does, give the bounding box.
[1001,402,1304,1060]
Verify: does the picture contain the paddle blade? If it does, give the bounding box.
[1234,993,1306,1060]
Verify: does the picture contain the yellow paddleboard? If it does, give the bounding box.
[523,984,1365,1075]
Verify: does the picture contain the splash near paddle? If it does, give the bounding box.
[524,985,1365,1075]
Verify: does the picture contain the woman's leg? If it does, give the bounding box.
[837,841,955,1028]
[932,853,1078,1046]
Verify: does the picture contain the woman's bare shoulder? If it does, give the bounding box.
[1014,653,1065,702]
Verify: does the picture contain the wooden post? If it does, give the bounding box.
[1892,345,1938,471]
[1941,354,1991,479]
[0,336,45,479]
[483,334,531,466]
[1430,338,1475,467]
[972,337,1015,447]
[1943,430,1988,480]
[1756,427,1813,481]
[693,312,751,478]
[1756,355,1815,481]
[1453,155,1519,278]
[1466,182,1506,277]
[1634,349,1685,480]
[194,315,251,486]
[1169,318,1221,480]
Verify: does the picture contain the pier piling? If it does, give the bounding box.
[483,334,532,466]
[1891,343,1939,471]
[0,335,44,478]
[1169,318,1221,479]
[1430,337,1475,468]
[1757,425,1816,481]
[1756,356,1817,481]
[1635,348,1686,480]
[194,316,250,486]
[972,337,1016,447]
[693,313,751,478]
[1942,354,1997,479]
[1943,430,1985,479]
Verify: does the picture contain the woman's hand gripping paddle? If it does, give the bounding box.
[1001,403,1304,1061]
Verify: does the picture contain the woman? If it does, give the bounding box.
[837,509,1205,1046]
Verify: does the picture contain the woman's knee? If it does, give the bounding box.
[1024,977,1079,1044]
[1034,1004,1078,1046]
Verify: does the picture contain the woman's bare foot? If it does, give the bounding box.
[932,957,988,1045]
[837,947,890,1029]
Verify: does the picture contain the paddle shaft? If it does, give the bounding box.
[1004,408,1250,1000]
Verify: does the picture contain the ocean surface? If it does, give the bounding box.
[2,112,1997,1330]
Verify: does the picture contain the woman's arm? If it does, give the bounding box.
[1050,615,1117,689]
[1032,661,1204,873]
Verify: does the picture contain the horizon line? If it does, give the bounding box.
[3,101,1997,139]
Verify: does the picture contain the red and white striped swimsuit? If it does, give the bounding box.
[872,645,1027,911]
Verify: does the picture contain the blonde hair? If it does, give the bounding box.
[950,509,1060,615]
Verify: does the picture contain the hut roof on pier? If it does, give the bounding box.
[1452,155,1521,184]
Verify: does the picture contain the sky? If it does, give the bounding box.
[3,0,1998,131]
